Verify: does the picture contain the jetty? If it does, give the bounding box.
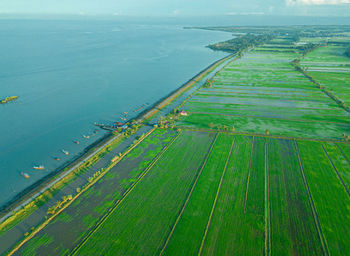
[94,123,115,131]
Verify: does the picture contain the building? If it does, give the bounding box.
[180,110,188,116]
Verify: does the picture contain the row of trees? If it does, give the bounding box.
[208,33,274,54]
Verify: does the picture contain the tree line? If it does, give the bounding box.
[207,33,274,54]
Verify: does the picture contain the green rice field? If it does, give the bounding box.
[45,131,349,256]
[177,37,350,140]
[5,29,350,256]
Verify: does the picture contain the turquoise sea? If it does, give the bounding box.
[0,19,231,207]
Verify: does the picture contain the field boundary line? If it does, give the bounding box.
[6,127,157,256]
[180,127,349,143]
[321,144,350,198]
[159,133,219,256]
[188,100,345,112]
[264,140,271,256]
[336,143,350,166]
[244,136,255,213]
[187,111,348,125]
[197,136,236,256]
[294,140,329,256]
[68,131,181,256]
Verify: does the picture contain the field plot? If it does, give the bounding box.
[13,129,177,256]
[300,44,350,106]
[177,37,350,140]
[297,140,350,256]
[73,131,215,255]
[268,139,323,255]
[201,136,265,255]
[162,133,234,255]
[322,142,350,192]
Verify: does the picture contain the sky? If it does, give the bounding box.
[0,0,349,17]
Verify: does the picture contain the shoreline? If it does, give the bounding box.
[0,133,114,216]
[0,53,233,220]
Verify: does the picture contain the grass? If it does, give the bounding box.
[21,233,54,256]
[200,135,264,255]
[0,133,126,238]
[300,45,350,106]
[162,133,234,255]
[74,131,215,255]
[177,112,348,139]
[5,32,350,256]
[175,40,349,141]
[11,129,176,255]
[268,139,323,255]
[297,140,350,255]
[322,142,350,193]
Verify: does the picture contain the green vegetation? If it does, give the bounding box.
[297,141,350,255]
[177,33,349,140]
[0,96,18,104]
[268,139,323,255]
[208,33,274,54]
[200,135,256,255]
[3,26,350,256]
[21,233,53,256]
[75,131,214,255]
[162,133,234,255]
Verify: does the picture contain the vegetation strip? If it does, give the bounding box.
[321,144,350,197]
[189,100,345,112]
[336,143,350,166]
[6,128,156,256]
[69,132,181,256]
[187,111,348,125]
[264,141,271,256]
[180,127,349,144]
[159,133,219,255]
[294,140,329,256]
[197,137,235,255]
[292,50,350,113]
[244,136,255,213]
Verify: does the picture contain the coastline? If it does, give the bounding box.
[0,132,114,215]
[0,53,233,221]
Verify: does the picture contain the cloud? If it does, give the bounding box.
[286,0,350,5]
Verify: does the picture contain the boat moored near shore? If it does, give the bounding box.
[33,165,45,170]
[20,172,30,179]
[62,150,69,155]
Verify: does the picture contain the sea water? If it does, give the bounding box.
[0,19,230,207]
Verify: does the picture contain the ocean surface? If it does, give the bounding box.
[0,19,231,207]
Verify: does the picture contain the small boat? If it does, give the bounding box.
[62,149,69,155]
[33,165,45,170]
[21,172,30,179]
[121,118,127,121]
[123,112,128,115]
[54,157,60,161]
[83,135,90,139]
[74,140,80,145]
